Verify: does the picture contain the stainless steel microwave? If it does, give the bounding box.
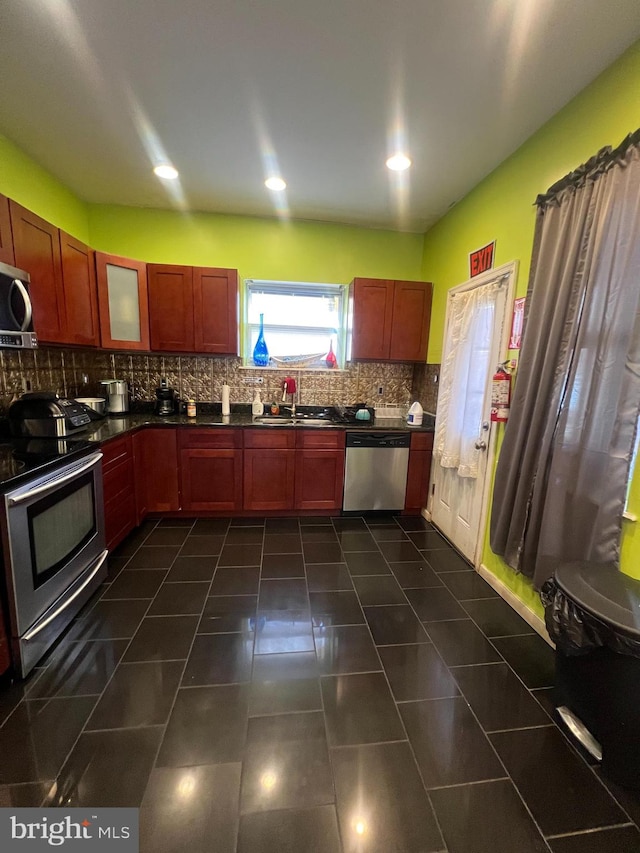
[0,260,38,348]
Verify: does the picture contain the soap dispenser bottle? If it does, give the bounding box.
[252,390,264,417]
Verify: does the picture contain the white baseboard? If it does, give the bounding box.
[477,563,554,648]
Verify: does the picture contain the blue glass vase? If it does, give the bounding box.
[252,313,269,366]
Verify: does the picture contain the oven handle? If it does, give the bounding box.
[23,549,109,641]
[8,452,103,506]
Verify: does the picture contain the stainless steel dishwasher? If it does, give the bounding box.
[343,432,411,511]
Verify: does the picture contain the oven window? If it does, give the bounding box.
[28,472,96,588]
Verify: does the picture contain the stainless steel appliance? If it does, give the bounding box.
[1,446,107,676]
[0,261,37,349]
[100,379,129,414]
[8,393,91,437]
[343,431,410,511]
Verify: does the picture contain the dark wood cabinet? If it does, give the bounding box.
[194,267,238,354]
[180,429,243,511]
[295,430,345,510]
[59,231,100,347]
[96,252,150,350]
[350,277,432,362]
[389,280,432,361]
[148,264,238,354]
[133,428,180,513]
[244,430,296,511]
[148,264,195,352]
[0,193,14,266]
[0,595,11,677]
[102,435,137,550]
[404,431,434,513]
[10,200,66,343]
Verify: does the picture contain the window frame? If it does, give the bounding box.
[242,279,348,369]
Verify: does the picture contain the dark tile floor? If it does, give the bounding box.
[1,515,640,852]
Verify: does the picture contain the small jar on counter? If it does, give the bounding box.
[187,399,196,418]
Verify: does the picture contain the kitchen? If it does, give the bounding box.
[0,2,640,852]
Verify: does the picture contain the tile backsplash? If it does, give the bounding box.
[0,347,440,415]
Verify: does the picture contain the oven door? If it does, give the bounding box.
[4,451,106,637]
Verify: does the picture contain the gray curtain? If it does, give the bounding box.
[490,131,640,590]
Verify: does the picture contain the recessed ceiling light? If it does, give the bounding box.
[154,164,179,180]
[386,154,412,172]
[265,176,286,191]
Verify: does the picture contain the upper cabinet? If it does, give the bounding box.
[0,194,15,266]
[10,201,67,343]
[350,277,432,362]
[148,264,238,354]
[59,231,100,347]
[96,252,150,351]
[9,201,100,346]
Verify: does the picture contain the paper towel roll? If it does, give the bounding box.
[221,384,230,416]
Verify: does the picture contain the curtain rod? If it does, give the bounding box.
[535,127,640,209]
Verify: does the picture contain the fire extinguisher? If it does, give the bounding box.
[491,362,512,422]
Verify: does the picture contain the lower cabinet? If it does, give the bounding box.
[102,435,137,550]
[295,430,345,510]
[133,428,180,515]
[244,430,296,511]
[180,429,243,511]
[0,595,11,677]
[404,432,434,512]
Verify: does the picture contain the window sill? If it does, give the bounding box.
[239,365,348,372]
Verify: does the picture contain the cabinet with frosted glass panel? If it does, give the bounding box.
[95,252,150,350]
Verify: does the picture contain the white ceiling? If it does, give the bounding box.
[1,1,639,232]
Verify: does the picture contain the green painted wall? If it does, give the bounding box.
[421,39,640,611]
[0,135,89,242]
[87,204,424,284]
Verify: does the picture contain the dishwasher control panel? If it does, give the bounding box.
[345,432,411,449]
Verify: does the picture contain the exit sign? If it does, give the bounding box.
[469,241,496,278]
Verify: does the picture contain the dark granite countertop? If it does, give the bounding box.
[81,409,435,444]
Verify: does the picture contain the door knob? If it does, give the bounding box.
[475,440,487,451]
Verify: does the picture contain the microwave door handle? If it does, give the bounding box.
[23,549,109,641]
[9,279,33,332]
[7,452,103,506]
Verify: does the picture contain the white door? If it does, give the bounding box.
[430,262,516,564]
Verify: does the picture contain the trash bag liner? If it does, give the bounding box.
[541,562,640,658]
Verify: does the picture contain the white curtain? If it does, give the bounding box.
[435,279,503,478]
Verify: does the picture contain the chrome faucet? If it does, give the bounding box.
[282,376,297,416]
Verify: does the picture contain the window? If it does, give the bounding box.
[243,279,347,369]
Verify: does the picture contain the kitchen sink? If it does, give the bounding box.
[253,417,295,425]
[253,416,334,427]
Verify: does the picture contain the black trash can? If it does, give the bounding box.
[542,562,640,789]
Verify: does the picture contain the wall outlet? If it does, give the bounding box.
[377,386,384,396]
[242,377,264,384]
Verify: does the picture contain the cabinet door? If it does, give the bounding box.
[0,194,15,266]
[134,429,180,513]
[60,231,100,347]
[351,278,394,360]
[389,281,432,362]
[0,594,11,676]
[405,433,433,513]
[148,264,195,352]
[181,448,243,511]
[9,201,66,343]
[244,449,295,510]
[295,449,344,510]
[102,435,137,550]
[194,267,238,354]
[96,252,150,350]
